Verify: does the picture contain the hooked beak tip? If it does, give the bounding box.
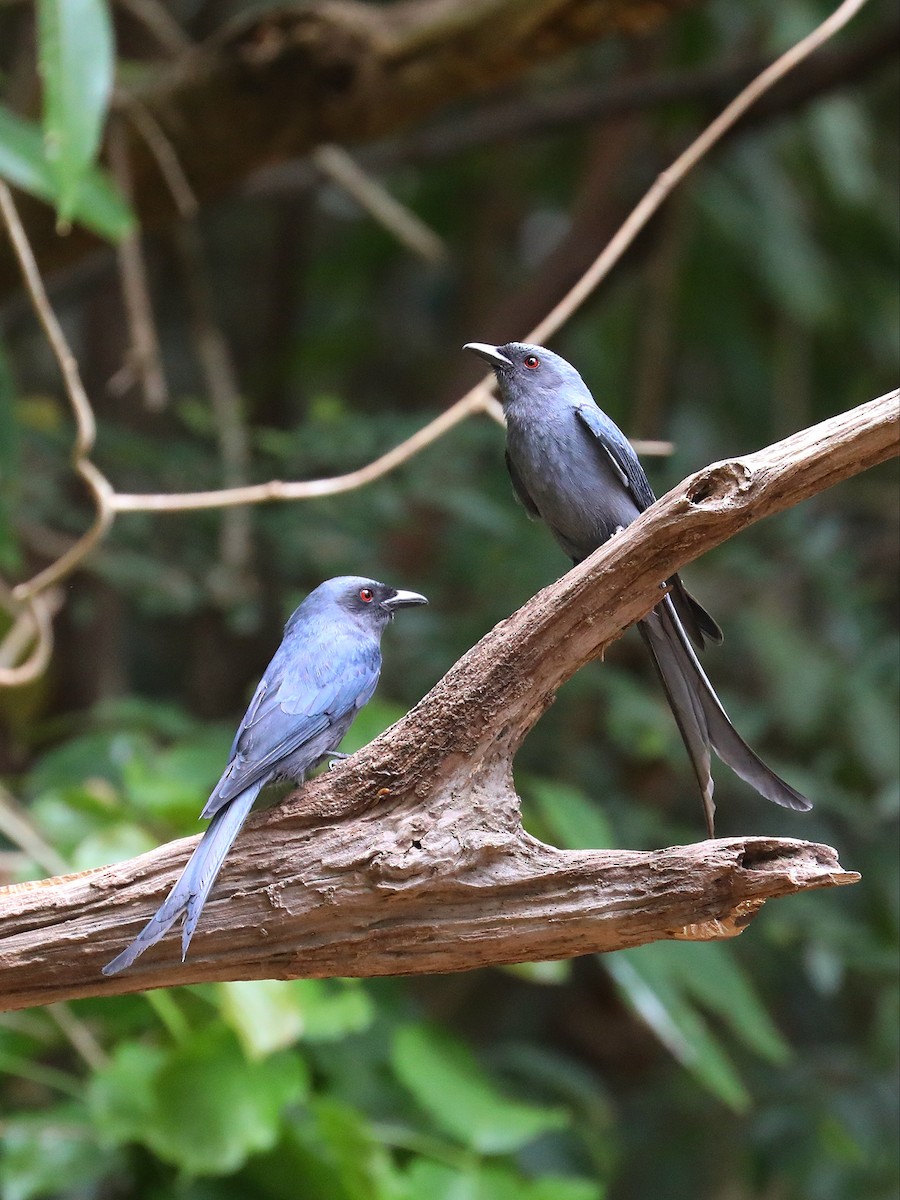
[383,589,428,612]
[463,342,512,369]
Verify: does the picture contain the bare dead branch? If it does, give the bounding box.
[0,390,894,1010]
[317,14,896,171]
[0,0,698,294]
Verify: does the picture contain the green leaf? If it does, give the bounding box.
[396,1161,603,1200]
[121,726,234,823]
[501,959,572,985]
[87,1040,164,1146]
[69,822,156,870]
[218,979,374,1059]
[391,1024,566,1154]
[291,979,375,1043]
[0,1107,122,1200]
[0,104,133,239]
[88,1029,309,1176]
[596,668,677,761]
[37,0,115,222]
[662,941,791,1065]
[309,1099,398,1200]
[525,777,615,851]
[218,980,308,1059]
[150,1031,308,1174]
[807,95,877,205]
[26,728,146,795]
[607,948,750,1112]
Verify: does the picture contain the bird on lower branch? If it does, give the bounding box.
[464,339,810,837]
[102,576,427,974]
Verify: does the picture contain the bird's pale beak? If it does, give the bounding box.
[382,589,428,612]
[463,342,512,368]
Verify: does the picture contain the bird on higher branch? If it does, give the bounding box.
[464,339,809,837]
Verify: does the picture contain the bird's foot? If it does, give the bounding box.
[324,751,351,772]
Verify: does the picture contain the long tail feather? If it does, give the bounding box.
[102,783,261,976]
[179,788,258,960]
[639,596,811,835]
[639,616,716,837]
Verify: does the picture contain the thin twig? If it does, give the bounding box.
[113,381,498,511]
[528,0,870,344]
[111,0,870,514]
[115,90,199,220]
[312,145,447,263]
[174,222,253,575]
[0,592,58,687]
[0,784,68,877]
[108,116,170,411]
[0,185,116,605]
[113,0,191,56]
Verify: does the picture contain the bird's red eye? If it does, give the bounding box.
[524,355,540,369]
[359,588,374,603]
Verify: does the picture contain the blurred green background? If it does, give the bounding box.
[0,1,897,1198]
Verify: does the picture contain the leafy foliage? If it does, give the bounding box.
[0,107,132,239]
[36,0,115,224]
[0,0,131,238]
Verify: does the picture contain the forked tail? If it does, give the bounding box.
[639,596,811,837]
[101,782,261,975]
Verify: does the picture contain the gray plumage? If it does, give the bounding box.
[102,576,426,974]
[464,340,810,835]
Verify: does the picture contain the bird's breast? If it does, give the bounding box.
[506,410,636,558]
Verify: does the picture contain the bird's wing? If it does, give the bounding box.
[203,634,380,817]
[574,402,722,648]
[227,674,268,760]
[573,402,657,511]
[504,450,541,519]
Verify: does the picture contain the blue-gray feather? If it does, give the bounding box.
[466,340,809,834]
[102,575,424,975]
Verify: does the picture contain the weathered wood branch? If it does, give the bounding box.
[0,390,895,1010]
[0,0,694,296]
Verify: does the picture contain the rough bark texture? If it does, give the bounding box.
[0,391,895,1011]
[1,832,858,1012]
[0,0,695,296]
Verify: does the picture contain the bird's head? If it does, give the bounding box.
[306,576,427,632]
[463,341,592,411]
